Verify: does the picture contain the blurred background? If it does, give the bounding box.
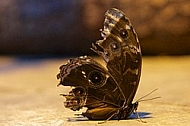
[0,0,190,56]
[1,1,190,125]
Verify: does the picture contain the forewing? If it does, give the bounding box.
[92,8,142,105]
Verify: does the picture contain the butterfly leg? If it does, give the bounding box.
[134,109,147,123]
[98,109,120,124]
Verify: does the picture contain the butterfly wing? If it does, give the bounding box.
[57,8,142,120]
[57,56,124,119]
[92,8,142,106]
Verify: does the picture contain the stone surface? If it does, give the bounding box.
[0,56,190,125]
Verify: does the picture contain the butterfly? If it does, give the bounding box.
[57,8,142,120]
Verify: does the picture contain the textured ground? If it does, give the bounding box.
[0,56,190,126]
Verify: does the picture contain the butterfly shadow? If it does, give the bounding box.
[128,111,152,119]
[67,111,152,122]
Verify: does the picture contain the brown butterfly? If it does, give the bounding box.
[57,8,142,120]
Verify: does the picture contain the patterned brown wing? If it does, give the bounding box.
[57,8,142,120]
[92,8,142,106]
[57,56,125,119]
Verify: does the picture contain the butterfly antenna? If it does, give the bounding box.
[137,97,161,102]
[136,88,161,102]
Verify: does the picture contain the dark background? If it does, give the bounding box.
[0,0,190,56]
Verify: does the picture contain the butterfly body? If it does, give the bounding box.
[57,8,142,120]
